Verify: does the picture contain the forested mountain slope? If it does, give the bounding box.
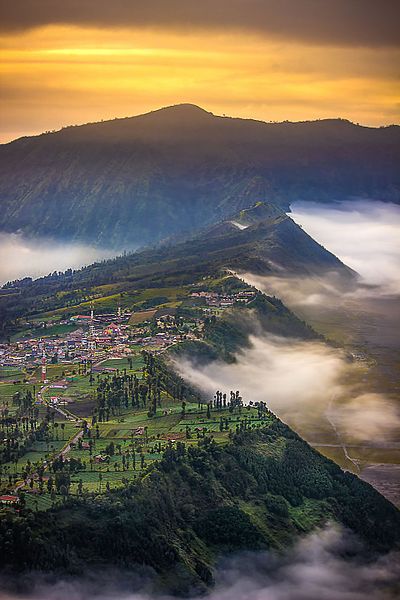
[1,368,399,596]
[0,203,354,331]
[1,104,399,247]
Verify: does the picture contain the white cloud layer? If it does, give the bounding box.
[0,233,117,285]
[1,525,399,600]
[173,334,400,443]
[290,200,400,296]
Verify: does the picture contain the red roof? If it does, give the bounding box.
[0,495,19,502]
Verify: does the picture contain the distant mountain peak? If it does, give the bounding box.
[1,107,399,249]
[151,103,211,114]
[139,103,214,121]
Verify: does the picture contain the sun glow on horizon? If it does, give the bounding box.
[1,24,399,142]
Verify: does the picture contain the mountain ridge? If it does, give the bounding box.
[0,201,354,335]
[1,103,399,247]
[4,103,399,147]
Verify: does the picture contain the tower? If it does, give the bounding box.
[88,302,96,354]
[41,341,47,383]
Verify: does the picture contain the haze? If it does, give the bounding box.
[0,1,399,142]
[290,200,400,295]
[0,233,116,285]
[1,525,399,600]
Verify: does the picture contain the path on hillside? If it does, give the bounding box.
[38,384,78,421]
[14,384,84,493]
[326,394,360,472]
[59,428,84,459]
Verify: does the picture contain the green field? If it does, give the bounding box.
[0,346,274,509]
[0,381,35,414]
[0,367,26,381]
[34,284,190,321]
[99,356,143,371]
[11,322,79,342]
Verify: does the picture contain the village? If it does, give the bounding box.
[0,281,260,509]
[0,287,256,376]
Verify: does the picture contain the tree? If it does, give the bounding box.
[55,471,70,493]
[59,484,68,500]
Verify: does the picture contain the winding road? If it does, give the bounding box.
[14,383,84,493]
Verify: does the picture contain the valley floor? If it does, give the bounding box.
[251,283,400,506]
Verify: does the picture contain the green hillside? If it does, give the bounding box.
[1,275,399,595]
[0,202,354,337]
[170,291,318,363]
[1,380,399,595]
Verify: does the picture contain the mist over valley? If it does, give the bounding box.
[1,525,399,600]
[237,200,400,506]
[0,83,399,600]
[290,200,400,295]
[0,233,119,285]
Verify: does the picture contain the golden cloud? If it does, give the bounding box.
[0,25,399,141]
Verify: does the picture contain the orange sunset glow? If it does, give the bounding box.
[1,4,400,595]
[0,1,399,141]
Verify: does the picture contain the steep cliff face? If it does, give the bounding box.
[1,104,399,247]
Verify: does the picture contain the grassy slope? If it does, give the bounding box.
[1,292,400,594]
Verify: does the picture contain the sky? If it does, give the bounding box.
[0,0,399,142]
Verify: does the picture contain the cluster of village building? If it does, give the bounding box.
[190,289,255,308]
[0,289,256,374]
[0,312,130,371]
[0,286,259,505]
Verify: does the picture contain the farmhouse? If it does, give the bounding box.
[70,315,92,323]
[0,494,19,506]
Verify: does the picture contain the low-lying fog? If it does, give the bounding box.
[1,525,399,600]
[228,199,400,503]
[240,199,400,362]
[173,333,400,447]
[173,200,400,503]
[1,201,399,599]
[0,233,119,285]
[290,200,400,296]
